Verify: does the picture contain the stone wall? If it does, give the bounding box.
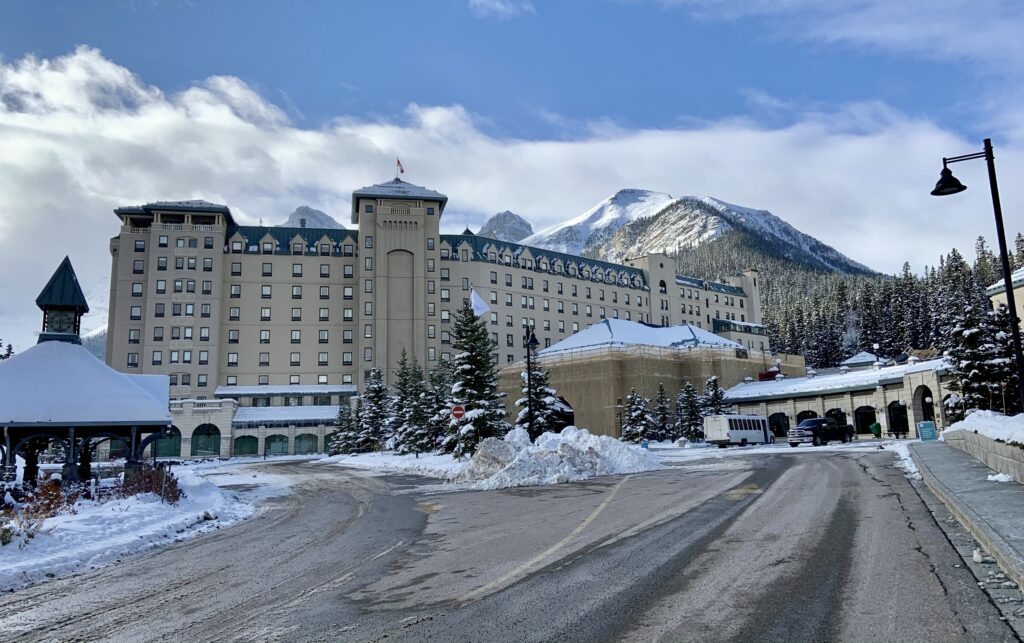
[943,430,1024,482]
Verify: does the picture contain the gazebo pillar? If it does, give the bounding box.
[61,427,80,485]
[124,425,143,483]
[1,428,15,483]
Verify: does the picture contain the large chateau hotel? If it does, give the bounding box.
[104,178,773,454]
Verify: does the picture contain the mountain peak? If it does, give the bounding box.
[478,210,533,242]
[277,205,344,230]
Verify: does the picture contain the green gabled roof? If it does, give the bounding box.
[226,225,358,255]
[35,256,89,312]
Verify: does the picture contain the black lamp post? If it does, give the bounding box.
[523,323,540,437]
[932,138,1024,412]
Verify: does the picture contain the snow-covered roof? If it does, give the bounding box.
[987,267,1024,296]
[0,341,171,427]
[232,405,340,426]
[215,384,357,398]
[724,357,950,402]
[351,178,448,222]
[539,319,742,356]
[841,351,879,366]
[114,200,234,224]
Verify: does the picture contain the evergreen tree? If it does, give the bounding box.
[394,353,433,454]
[946,303,1000,412]
[358,368,390,452]
[651,383,674,441]
[989,303,1021,415]
[700,376,727,417]
[328,400,361,455]
[425,361,455,451]
[446,301,507,456]
[0,338,12,361]
[515,342,567,440]
[676,383,704,441]
[1015,232,1024,269]
[619,387,653,443]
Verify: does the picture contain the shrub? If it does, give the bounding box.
[118,465,183,504]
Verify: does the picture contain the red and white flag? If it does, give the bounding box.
[396,158,405,174]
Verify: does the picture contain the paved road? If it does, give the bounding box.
[0,452,1015,642]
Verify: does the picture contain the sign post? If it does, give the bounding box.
[917,421,938,442]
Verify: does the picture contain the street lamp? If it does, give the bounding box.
[931,138,1024,412]
[523,323,541,437]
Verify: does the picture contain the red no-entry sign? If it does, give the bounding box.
[452,405,466,419]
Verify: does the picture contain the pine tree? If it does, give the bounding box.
[329,400,361,455]
[446,301,508,456]
[701,376,727,417]
[946,302,1000,412]
[515,340,568,440]
[0,338,12,361]
[358,368,390,452]
[394,353,432,454]
[989,303,1021,415]
[424,361,455,451]
[651,383,674,441]
[619,387,653,443]
[676,382,703,441]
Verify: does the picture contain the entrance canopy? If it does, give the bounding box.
[0,340,170,428]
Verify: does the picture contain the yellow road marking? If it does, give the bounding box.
[724,484,763,500]
[459,474,633,603]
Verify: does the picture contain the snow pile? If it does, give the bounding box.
[0,466,254,590]
[987,473,1016,482]
[321,451,467,480]
[942,410,1024,446]
[884,442,921,480]
[461,426,661,490]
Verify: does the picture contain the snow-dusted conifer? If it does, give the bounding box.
[515,340,567,440]
[394,353,432,454]
[358,368,390,451]
[676,382,703,441]
[990,303,1021,415]
[652,383,674,441]
[701,376,727,418]
[329,400,360,455]
[425,361,454,451]
[619,387,653,443]
[446,301,507,456]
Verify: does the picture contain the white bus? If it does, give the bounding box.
[703,414,774,448]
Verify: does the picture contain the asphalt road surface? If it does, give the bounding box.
[0,452,1016,642]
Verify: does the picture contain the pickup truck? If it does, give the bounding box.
[788,418,855,447]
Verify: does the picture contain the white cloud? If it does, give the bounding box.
[1,47,1022,351]
[468,0,536,20]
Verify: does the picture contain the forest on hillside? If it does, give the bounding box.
[670,228,1024,369]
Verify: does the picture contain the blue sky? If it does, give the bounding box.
[2,0,1024,349]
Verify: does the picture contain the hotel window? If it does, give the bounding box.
[318,352,328,366]
[344,308,354,321]
[427,280,436,294]
[292,285,302,299]
[134,240,145,252]
[505,294,513,306]
[262,241,273,254]
[343,244,354,256]
[558,321,565,333]
[572,285,578,297]
[183,326,193,340]
[343,352,353,365]
[365,257,373,271]
[572,303,578,315]
[259,352,270,366]
[203,236,214,249]
[292,243,303,255]
[428,258,435,272]
[319,243,330,256]
[200,303,211,318]
[364,347,372,362]
[364,204,374,214]
[585,305,592,317]
[130,305,142,320]
[489,291,497,304]
[505,315,513,327]
[202,281,212,295]
[128,329,140,344]
[323,329,333,344]
[365,235,373,249]
[319,308,329,321]
[158,235,168,248]
[226,375,237,385]
[341,329,351,343]
[442,331,452,345]
[187,257,196,270]
[427,302,435,316]
[291,307,301,321]
[364,301,373,316]
[319,286,329,299]
[291,329,301,343]
[343,286,353,300]
[572,322,579,332]
[132,260,145,274]
[490,271,497,284]
[153,326,164,341]
[505,274,512,287]
[321,264,331,278]
[156,280,166,294]
[490,312,498,326]
[428,346,436,361]
[262,263,272,276]
[157,257,167,271]
[291,375,301,385]
[364,324,373,338]
[441,248,450,259]
[203,257,213,272]
[440,268,449,281]
[441,310,451,322]
[260,307,271,321]
[261,285,271,299]
[152,350,163,366]
[344,264,353,278]
[426,238,435,250]
[258,375,269,386]
[259,329,270,344]
[175,257,184,270]
[543,320,550,331]
[440,289,450,302]
[557,283,563,295]
[364,279,373,293]
[171,327,181,341]
[230,241,242,254]
[462,278,470,291]
[127,353,139,368]
[199,350,209,365]
[290,352,301,366]
[185,279,196,293]
[173,280,183,293]
[292,263,303,277]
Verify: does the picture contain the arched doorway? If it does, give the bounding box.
[191,424,221,457]
[233,435,258,456]
[825,408,848,427]
[887,401,909,437]
[156,426,182,458]
[768,413,790,437]
[913,385,935,423]
[853,406,877,434]
[294,434,318,454]
[265,434,289,455]
[796,410,818,424]
[108,438,129,459]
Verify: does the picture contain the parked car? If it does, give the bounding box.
[788,418,855,447]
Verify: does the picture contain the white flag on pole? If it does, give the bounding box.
[470,288,490,317]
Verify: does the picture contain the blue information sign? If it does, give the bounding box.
[917,421,938,441]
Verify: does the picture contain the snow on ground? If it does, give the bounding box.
[883,442,921,480]
[320,451,468,480]
[0,456,309,590]
[943,410,1024,445]
[987,473,1016,482]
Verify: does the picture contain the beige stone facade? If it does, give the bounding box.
[104,179,770,455]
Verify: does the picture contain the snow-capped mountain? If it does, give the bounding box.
[477,210,533,242]
[277,205,344,230]
[524,189,873,274]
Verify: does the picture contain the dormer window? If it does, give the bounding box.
[231,241,242,253]
[262,242,273,254]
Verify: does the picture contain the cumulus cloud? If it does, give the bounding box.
[1,46,1022,350]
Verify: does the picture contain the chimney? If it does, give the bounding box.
[300,217,306,228]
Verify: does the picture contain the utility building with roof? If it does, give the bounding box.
[104,178,775,455]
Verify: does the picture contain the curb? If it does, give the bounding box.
[909,443,1024,591]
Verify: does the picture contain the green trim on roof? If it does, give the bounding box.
[35,256,89,312]
[226,225,358,255]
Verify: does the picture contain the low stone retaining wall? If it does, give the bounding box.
[943,430,1024,482]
